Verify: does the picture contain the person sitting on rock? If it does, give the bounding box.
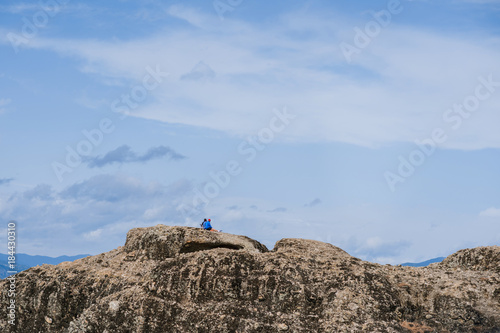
[202,218,220,232]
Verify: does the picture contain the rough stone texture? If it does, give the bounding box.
[123,225,269,260]
[439,246,500,273]
[1,225,499,332]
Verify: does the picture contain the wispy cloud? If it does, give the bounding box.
[166,4,214,29]
[0,175,198,255]
[268,207,287,213]
[479,207,500,217]
[0,3,47,14]
[180,61,216,81]
[7,5,499,150]
[23,184,53,200]
[83,228,103,241]
[137,145,185,162]
[87,145,186,168]
[0,178,14,186]
[0,2,91,15]
[304,198,322,207]
[61,174,161,202]
[347,237,412,263]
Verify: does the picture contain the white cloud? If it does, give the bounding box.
[0,4,46,13]
[83,228,103,240]
[479,207,500,217]
[305,198,322,207]
[19,8,500,149]
[166,4,215,29]
[0,2,90,15]
[0,175,199,256]
[1,6,499,150]
[3,174,497,262]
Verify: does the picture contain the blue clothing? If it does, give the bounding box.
[203,221,212,230]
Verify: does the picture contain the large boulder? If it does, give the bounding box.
[123,225,268,260]
[439,245,500,272]
[272,238,355,262]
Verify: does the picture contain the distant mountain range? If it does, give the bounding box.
[0,253,89,279]
[400,257,446,267]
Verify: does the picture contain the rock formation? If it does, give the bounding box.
[1,225,499,332]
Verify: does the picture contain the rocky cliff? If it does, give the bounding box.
[1,225,499,332]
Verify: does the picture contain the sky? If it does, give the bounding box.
[0,0,499,264]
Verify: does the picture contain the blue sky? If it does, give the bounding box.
[0,0,499,264]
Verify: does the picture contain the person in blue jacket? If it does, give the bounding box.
[201,218,220,232]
